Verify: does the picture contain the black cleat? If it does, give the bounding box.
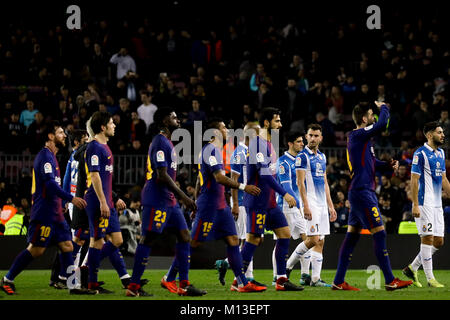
[69,288,99,295]
[126,283,153,297]
[53,280,68,289]
[250,279,268,287]
[121,277,149,289]
[276,277,304,291]
[0,278,16,295]
[177,284,207,296]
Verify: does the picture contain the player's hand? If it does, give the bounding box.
[190,210,196,220]
[100,200,110,218]
[283,193,297,208]
[231,203,239,221]
[71,197,87,210]
[412,205,420,218]
[116,199,126,211]
[244,185,261,196]
[183,196,197,213]
[374,100,385,109]
[390,159,399,171]
[329,207,337,222]
[303,205,312,220]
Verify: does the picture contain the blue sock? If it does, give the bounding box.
[72,241,81,261]
[175,242,190,282]
[240,242,258,273]
[130,244,151,285]
[100,241,117,261]
[6,249,34,281]
[334,232,360,285]
[373,230,395,284]
[275,238,290,276]
[59,251,75,278]
[166,258,179,282]
[109,248,128,278]
[227,244,248,286]
[87,247,101,286]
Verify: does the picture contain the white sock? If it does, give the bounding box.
[310,250,323,282]
[81,251,89,267]
[300,249,311,274]
[411,246,439,272]
[272,246,277,277]
[420,244,434,281]
[245,259,254,279]
[286,242,309,270]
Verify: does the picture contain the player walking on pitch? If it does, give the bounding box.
[332,101,413,291]
[402,122,448,288]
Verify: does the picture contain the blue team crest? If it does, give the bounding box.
[279,164,285,175]
[295,157,301,166]
[436,161,440,168]
[310,225,315,233]
[422,225,427,232]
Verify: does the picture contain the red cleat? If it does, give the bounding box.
[230,279,239,292]
[160,275,178,293]
[385,278,413,291]
[331,281,361,291]
[238,281,267,293]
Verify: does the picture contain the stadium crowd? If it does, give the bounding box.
[1,11,450,238]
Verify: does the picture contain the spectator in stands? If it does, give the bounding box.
[6,112,25,153]
[390,164,410,188]
[412,100,433,133]
[109,47,137,80]
[379,193,395,233]
[137,90,158,134]
[130,111,147,143]
[438,109,450,148]
[19,100,38,128]
[183,99,206,130]
[315,112,335,147]
[250,63,269,92]
[26,112,46,153]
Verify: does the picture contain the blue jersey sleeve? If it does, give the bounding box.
[86,143,103,173]
[40,153,57,182]
[206,146,224,173]
[152,139,171,169]
[295,153,307,171]
[411,151,423,176]
[277,160,291,184]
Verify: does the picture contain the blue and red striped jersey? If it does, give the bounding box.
[347,105,390,192]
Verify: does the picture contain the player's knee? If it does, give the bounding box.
[433,237,444,248]
[59,241,74,253]
[190,239,202,248]
[177,229,191,243]
[246,233,262,246]
[27,246,45,258]
[141,232,159,247]
[225,235,240,247]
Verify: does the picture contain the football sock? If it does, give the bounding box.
[334,232,360,285]
[72,241,81,261]
[130,244,151,285]
[286,241,308,270]
[411,246,438,272]
[310,250,323,282]
[245,259,254,279]
[240,242,258,273]
[59,251,75,279]
[6,249,34,281]
[372,230,395,284]
[109,248,129,278]
[272,245,277,277]
[227,244,248,286]
[275,238,289,277]
[300,250,311,274]
[420,244,434,281]
[176,242,190,282]
[87,247,101,285]
[100,241,117,260]
[166,258,179,282]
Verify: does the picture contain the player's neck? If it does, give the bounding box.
[260,128,271,142]
[427,141,438,151]
[288,148,297,157]
[210,138,223,150]
[160,128,171,140]
[45,141,58,155]
[307,145,318,154]
[94,133,108,144]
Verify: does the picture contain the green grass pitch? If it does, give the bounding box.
[1,269,450,300]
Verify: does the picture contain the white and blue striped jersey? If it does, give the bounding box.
[62,149,79,198]
[276,151,301,208]
[296,146,327,207]
[230,142,248,206]
[411,143,445,207]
